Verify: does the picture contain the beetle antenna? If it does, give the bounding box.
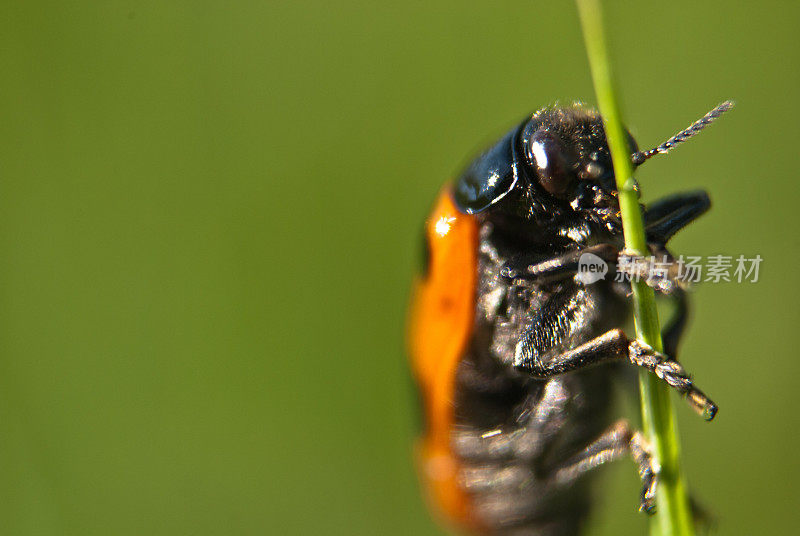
[631,100,734,165]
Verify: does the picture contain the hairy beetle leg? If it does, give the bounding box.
[453,380,571,463]
[552,419,657,514]
[514,329,718,420]
[616,250,690,294]
[630,431,658,514]
[500,243,618,283]
[629,340,717,421]
[503,243,695,294]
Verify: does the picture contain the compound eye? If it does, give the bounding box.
[528,130,572,196]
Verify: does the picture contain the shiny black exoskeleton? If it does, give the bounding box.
[448,103,729,535]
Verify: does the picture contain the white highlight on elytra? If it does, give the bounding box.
[435,216,456,237]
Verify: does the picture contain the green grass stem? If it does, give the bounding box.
[575,1,695,535]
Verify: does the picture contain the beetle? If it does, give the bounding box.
[408,102,732,535]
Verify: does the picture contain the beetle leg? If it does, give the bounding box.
[617,246,704,294]
[628,339,717,420]
[505,244,690,293]
[611,267,689,357]
[645,190,710,246]
[501,243,619,283]
[515,329,717,420]
[551,419,657,514]
[454,380,571,462]
[499,191,709,283]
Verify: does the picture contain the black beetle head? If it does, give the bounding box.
[453,105,638,226]
[518,105,638,217]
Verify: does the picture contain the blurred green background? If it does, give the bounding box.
[1,1,797,534]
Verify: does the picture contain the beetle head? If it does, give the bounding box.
[517,104,633,223]
[453,101,733,237]
[453,104,634,231]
